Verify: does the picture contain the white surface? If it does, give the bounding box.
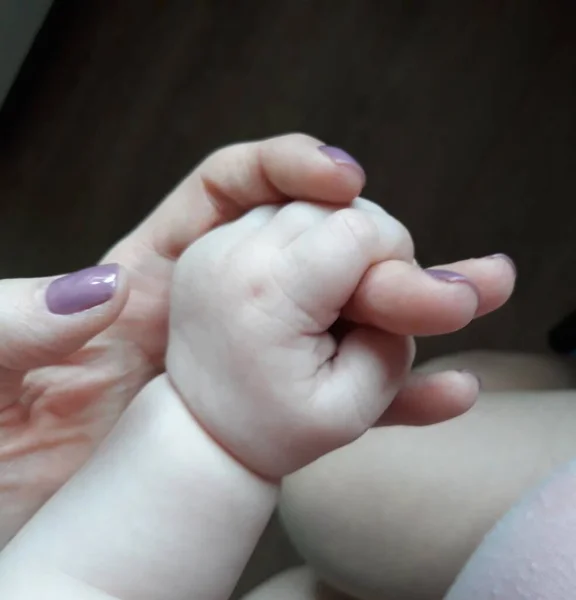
[0,0,53,105]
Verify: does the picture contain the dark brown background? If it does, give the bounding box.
[0,1,575,596]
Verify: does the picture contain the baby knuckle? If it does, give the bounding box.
[396,221,415,260]
[370,213,414,262]
[353,196,387,214]
[279,132,316,145]
[279,201,330,222]
[332,209,379,249]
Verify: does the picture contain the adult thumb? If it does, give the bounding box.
[0,264,128,375]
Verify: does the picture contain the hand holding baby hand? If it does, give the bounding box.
[167,197,515,479]
[0,134,517,600]
[167,199,414,477]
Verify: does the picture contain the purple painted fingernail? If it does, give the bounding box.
[46,264,119,315]
[489,253,517,276]
[426,269,470,283]
[425,269,479,294]
[318,145,365,179]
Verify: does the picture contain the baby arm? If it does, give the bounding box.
[0,144,514,599]
[0,199,417,599]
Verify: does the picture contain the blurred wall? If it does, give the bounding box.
[0,0,53,105]
[0,0,575,361]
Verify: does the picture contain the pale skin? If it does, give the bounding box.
[276,353,576,600]
[0,134,519,597]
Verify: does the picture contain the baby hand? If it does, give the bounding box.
[168,199,420,478]
[0,135,515,600]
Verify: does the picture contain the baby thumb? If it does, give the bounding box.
[0,264,128,372]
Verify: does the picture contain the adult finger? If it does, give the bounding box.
[343,255,516,336]
[110,133,366,262]
[0,264,128,410]
[377,370,480,426]
[433,253,516,317]
[257,197,395,249]
[277,209,413,329]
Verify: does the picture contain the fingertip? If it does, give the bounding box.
[264,134,366,204]
[346,261,480,336]
[41,263,130,355]
[427,369,480,421]
[0,267,130,372]
[317,144,367,191]
[104,262,130,317]
[45,263,129,321]
[434,254,517,318]
[419,268,481,334]
[444,369,481,413]
[424,269,481,298]
[456,369,483,393]
[378,370,479,427]
[119,133,368,264]
[475,253,517,316]
[489,253,517,278]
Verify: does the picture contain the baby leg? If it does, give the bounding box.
[279,352,576,599]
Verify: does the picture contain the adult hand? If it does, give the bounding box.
[0,134,515,547]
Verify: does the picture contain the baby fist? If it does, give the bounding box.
[167,200,414,478]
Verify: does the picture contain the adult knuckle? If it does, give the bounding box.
[208,140,251,163]
[280,132,316,145]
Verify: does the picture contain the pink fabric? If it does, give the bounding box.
[447,461,576,599]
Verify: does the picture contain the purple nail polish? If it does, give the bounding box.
[46,264,119,315]
[425,269,480,295]
[318,145,365,178]
[489,253,517,277]
[425,269,470,283]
